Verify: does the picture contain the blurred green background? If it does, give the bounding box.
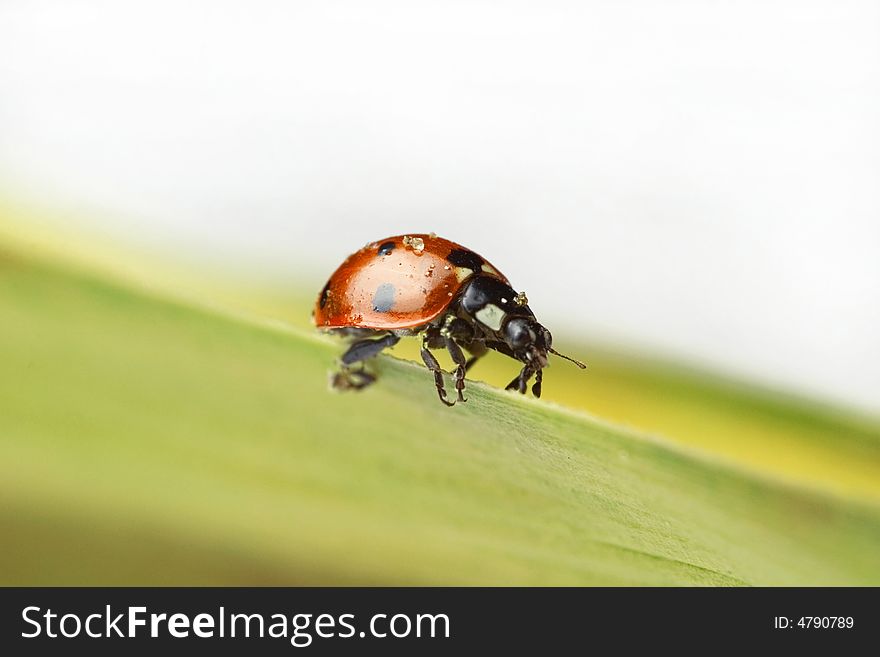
[2,205,879,585]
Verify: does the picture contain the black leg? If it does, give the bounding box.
[440,315,476,341]
[532,368,543,398]
[505,365,534,395]
[332,332,399,392]
[330,367,376,391]
[340,332,400,365]
[439,316,484,375]
[421,335,455,407]
[445,338,468,403]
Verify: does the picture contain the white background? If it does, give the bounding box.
[1,1,878,412]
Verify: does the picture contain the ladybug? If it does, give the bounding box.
[313,233,585,406]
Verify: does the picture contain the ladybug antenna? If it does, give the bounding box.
[549,348,587,370]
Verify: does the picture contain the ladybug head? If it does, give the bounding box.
[503,317,586,371]
[503,317,552,367]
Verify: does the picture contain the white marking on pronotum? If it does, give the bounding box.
[475,304,506,331]
[481,263,499,275]
[454,267,471,282]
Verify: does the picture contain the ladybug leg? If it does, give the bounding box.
[440,315,481,382]
[440,315,475,341]
[444,338,468,403]
[420,334,455,407]
[340,331,400,366]
[504,373,523,393]
[332,332,400,391]
[330,368,376,391]
[532,368,543,398]
[505,365,534,395]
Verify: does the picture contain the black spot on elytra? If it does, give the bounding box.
[372,282,396,313]
[447,248,484,272]
[377,241,395,256]
[319,280,332,309]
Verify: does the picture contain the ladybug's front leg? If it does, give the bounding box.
[505,365,535,395]
[531,368,543,398]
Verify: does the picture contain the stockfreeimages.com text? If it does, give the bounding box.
[22,606,450,647]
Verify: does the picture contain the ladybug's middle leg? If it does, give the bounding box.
[444,338,468,403]
[439,316,485,374]
[440,316,481,396]
[420,331,455,407]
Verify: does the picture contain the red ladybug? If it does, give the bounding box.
[313,233,585,406]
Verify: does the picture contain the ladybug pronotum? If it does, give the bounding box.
[313,233,585,406]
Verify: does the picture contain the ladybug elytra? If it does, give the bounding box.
[313,234,585,406]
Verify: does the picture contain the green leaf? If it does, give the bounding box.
[2,250,879,585]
